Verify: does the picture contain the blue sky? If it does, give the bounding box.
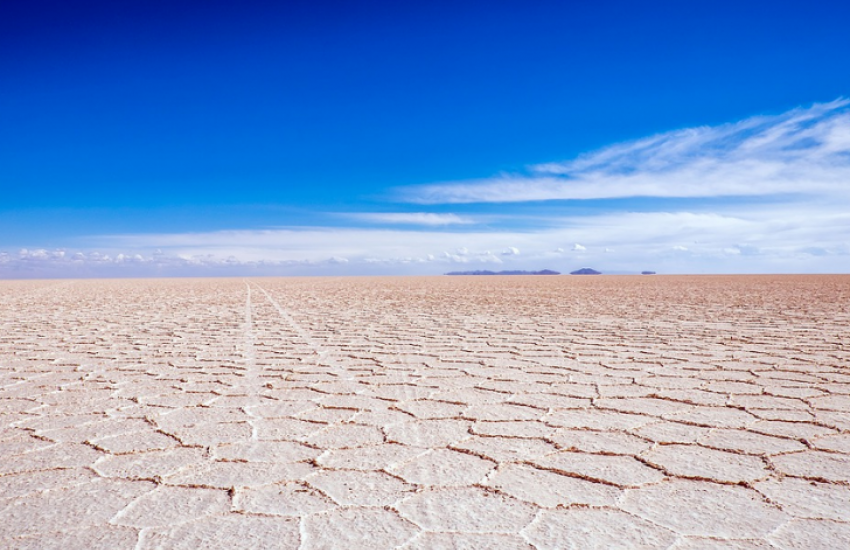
[2,0,850,277]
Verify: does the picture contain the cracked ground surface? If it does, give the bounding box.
[1,275,849,549]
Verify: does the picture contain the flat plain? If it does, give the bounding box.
[1,275,849,549]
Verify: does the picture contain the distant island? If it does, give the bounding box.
[641,271,656,275]
[445,269,560,276]
[570,268,601,275]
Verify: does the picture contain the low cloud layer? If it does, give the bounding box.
[345,212,475,225]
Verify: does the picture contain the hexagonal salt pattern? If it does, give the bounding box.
[1,275,849,548]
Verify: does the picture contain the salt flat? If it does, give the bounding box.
[1,275,849,549]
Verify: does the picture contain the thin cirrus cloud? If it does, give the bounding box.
[345,212,475,225]
[400,99,850,204]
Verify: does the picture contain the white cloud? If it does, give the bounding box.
[346,212,475,225]
[502,246,520,256]
[401,99,850,204]
[572,243,586,252]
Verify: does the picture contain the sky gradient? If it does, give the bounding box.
[3,1,850,277]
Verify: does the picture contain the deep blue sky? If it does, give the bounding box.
[2,1,850,275]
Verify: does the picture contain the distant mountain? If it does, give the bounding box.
[445,269,560,276]
[570,267,601,275]
[641,271,657,275]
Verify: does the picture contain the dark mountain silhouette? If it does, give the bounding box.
[570,267,601,275]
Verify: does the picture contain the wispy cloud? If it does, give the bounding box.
[401,99,850,203]
[345,212,475,225]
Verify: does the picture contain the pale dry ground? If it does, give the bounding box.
[1,275,849,550]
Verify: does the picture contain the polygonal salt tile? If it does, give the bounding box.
[472,421,553,438]
[809,394,850,411]
[768,518,850,549]
[484,463,621,507]
[2,526,140,550]
[771,450,850,482]
[811,433,850,453]
[295,407,359,424]
[369,384,434,401]
[93,447,208,479]
[598,384,663,399]
[545,409,652,430]
[663,406,758,429]
[697,428,807,455]
[213,440,321,463]
[433,387,510,405]
[385,419,471,447]
[754,477,850,521]
[142,393,218,408]
[302,507,419,550]
[0,433,54,456]
[0,479,154,538]
[621,479,788,538]
[730,394,811,411]
[533,451,665,487]
[506,393,591,410]
[235,482,336,516]
[163,422,253,446]
[748,420,836,440]
[0,398,42,414]
[631,421,712,444]
[0,442,103,475]
[255,418,325,441]
[352,408,414,426]
[141,514,300,550]
[304,423,385,449]
[400,532,535,550]
[206,395,260,408]
[705,381,760,394]
[397,487,538,532]
[0,467,100,499]
[246,401,317,418]
[91,430,179,454]
[814,410,850,432]
[152,408,249,430]
[389,448,495,486]
[550,429,653,455]
[595,397,692,416]
[641,444,769,483]
[316,443,428,471]
[522,508,677,550]
[765,386,824,399]
[112,486,230,528]
[548,382,598,398]
[315,394,392,411]
[164,460,314,489]
[451,436,558,463]
[670,538,777,549]
[462,403,543,421]
[655,388,730,407]
[751,409,816,421]
[308,469,415,505]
